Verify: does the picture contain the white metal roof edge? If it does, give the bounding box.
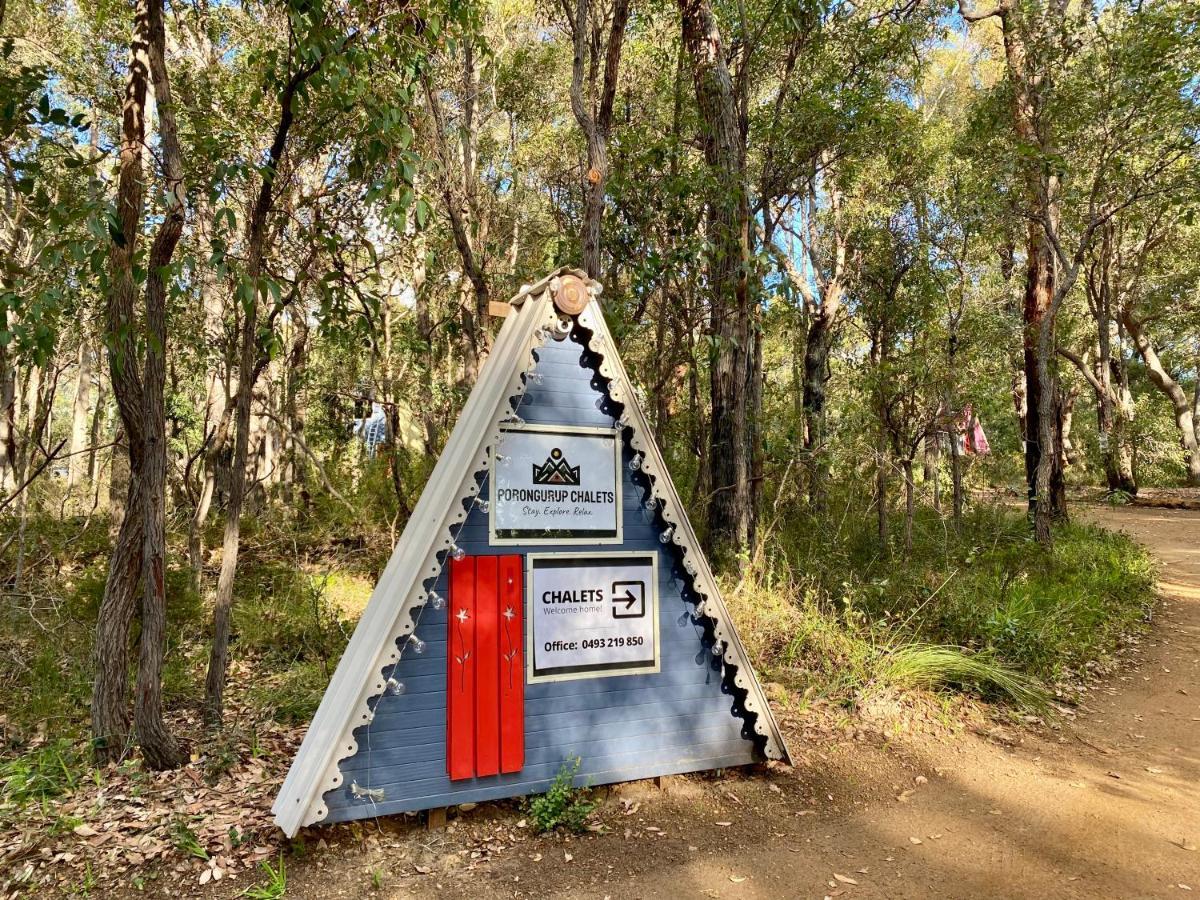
[577,301,792,764]
[272,288,561,836]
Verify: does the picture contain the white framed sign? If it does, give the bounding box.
[490,423,622,545]
[526,552,660,683]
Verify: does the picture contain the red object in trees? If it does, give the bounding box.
[448,555,524,781]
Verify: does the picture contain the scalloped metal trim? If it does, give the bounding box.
[294,293,561,830]
[577,301,790,763]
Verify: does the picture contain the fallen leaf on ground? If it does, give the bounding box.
[833,873,859,885]
[909,837,923,845]
[730,875,746,883]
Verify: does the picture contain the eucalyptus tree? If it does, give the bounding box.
[92,0,189,768]
[202,0,457,723]
[958,0,1200,543]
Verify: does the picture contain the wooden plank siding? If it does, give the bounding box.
[321,331,759,823]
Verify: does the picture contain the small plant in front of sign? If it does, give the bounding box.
[242,855,287,899]
[528,758,595,834]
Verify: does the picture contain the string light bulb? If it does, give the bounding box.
[659,526,675,544]
[409,636,426,654]
[475,498,490,514]
[386,678,407,695]
[450,544,466,561]
[711,643,723,657]
[644,497,659,512]
[427,591,446,610]
[629,456,642,472]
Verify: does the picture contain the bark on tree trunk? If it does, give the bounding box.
[134,0,188,768]
[93,0,153,764]
[678,0,756,561]
[67,341,94,495]
[567,0,631,277]
[902,458,914,558]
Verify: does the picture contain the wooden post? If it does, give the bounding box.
[426,807,447,830]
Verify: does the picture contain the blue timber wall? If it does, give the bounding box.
[322,326,760,823]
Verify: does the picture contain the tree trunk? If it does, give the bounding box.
[134,0,188,769]
[876,445,889,553]
[93,0,152,763]
[1124,311,1200,485]
[902,458,915,558]
[802,310,834,510]
[568,0,631,277]
[678,0,756,560]
[67,341,94,495]
[204,53,320,723]
[91,475,144,763]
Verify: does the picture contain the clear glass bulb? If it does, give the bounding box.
[629,456,642,472]
[451,545,466,561]
[644,497,659,512]
[386,678,406,695]
[711,643,723,657]
[410,636,426,654]
[659,526,674,544]
[428,591,446,610]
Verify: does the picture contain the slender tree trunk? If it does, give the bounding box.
[567,0,631,277]
[133,0,188,769]
[876,446,889,553]
[678,0,755,560]
[205,54,321,722]
[802,311,834,509]
[93,0,152,763]
[0,350,14,496]
[67,341,94,495]
[902,458,914,558]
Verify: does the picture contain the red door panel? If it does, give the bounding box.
[448,555,524,780]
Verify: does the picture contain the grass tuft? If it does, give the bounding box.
[871,643,1050,710]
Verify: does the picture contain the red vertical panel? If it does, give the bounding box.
[474,556,501,777]
[498,555,525,774]
[447,557,476,781]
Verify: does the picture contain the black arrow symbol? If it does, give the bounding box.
[614,589,639,610]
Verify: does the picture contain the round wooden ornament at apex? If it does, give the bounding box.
[552,274,590,316]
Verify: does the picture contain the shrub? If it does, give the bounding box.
[527,758,595,834]
[0,739,82,804]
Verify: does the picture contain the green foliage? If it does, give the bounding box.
[527,758,595,834]
[0,739,82,804]
[169,818,209,860]
[247,660,332,725]
[730,500,1155,702]
[243,856,287,900]
[872,644,1048,709]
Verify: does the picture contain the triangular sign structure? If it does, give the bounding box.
[273,268,790,836]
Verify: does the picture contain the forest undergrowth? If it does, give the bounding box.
[1,491,1155,805]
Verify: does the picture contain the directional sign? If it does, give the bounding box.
[526,553,659,682]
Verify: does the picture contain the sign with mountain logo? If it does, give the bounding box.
[532,448,580,485]
[490,423,621,544]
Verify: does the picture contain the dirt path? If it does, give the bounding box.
[282,506,1200,900]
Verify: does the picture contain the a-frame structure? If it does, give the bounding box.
[273,269,789,836]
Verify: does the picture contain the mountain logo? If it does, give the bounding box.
[532,448,580,486]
